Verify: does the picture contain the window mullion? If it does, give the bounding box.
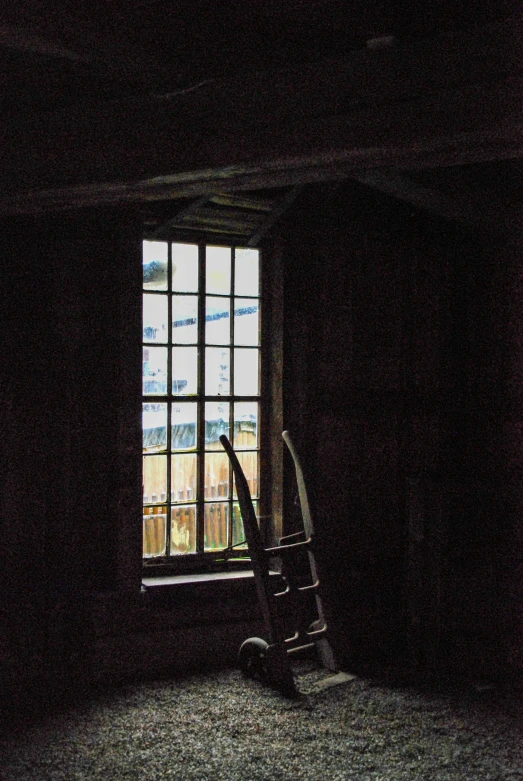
[197,242,206,553]
[165,242,173,557]
[228,247,236,547]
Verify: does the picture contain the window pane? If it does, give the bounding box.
[235,248,259,296]
[205,347,230,395]
[234,298,259,346]
[143,507,167,557]
[171,505,197,554]
[172,243,199,293]
[172,347,197,395]
[234,348,259,395]
[143,241,168,291]
[143,454,167,503]
[171,453,197,502]
[172,295,198,344]
[234,452,258,499]
[204,503,229,551]
[171,402,197,450]
[204,452,229,501]
[143,294,168,343]
[205,402,229,450]
[143,347,167,395]
[206,296,230,345]
[143,402,167,452]
[206,246,231,294]
[232,501,255,548]
[234,402,258,448]
[232,503,246,548]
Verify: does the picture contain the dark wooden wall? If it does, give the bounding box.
[280,181,523,681]
[0,209,143,697]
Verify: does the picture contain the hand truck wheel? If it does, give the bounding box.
[238,637,269,679]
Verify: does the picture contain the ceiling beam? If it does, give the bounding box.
[1,13,522,215]
[2,79,521,217]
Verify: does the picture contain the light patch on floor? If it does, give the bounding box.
[307,671,359,692]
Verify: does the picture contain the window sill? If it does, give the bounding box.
[142,569,265,589]
[141,569,282,610]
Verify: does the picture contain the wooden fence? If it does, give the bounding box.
[143,429,257,557]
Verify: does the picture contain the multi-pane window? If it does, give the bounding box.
[142,241,261,564]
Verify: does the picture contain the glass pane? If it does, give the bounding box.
[233,452,258,499]
[143,402,167,453]
[205,347,230,395]
[172,347,197,395]
[143,347,167,395]
[143,294,168,343]
[204,503,229,551]
[204,452,229,501]
[231,503,247,549]
[171,505,197,554]
[143,454,167,503]
[232,501,257,548]
[206,296,230,345]
[143,241,168,291]
[143,506,167,557]
[171,453,197,502]
[172,243,199,293]
[171,402,197,450]
[234,402,258,448]
[234,298,259,346]
[206,246,231,294]
[205,402,229,450]
[235,248,259,296]
[172,295,198,344]
[234,348,259,396]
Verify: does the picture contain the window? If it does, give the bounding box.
[142,241,262,570]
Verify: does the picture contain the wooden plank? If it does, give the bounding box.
[144,228,252,245]
[192,208,264,224]
[149,196,210,239]
[195,206,264,224]
[209,194,275,212]
[176,221,251,236]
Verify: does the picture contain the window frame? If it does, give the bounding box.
[142,237,276,577]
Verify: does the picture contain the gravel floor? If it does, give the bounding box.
[0,664,522,781]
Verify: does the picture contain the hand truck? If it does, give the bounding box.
[220,431,338,695]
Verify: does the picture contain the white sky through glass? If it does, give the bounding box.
[172,243,199,292]
[235,248,259,296]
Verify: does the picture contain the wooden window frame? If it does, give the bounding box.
[141,237,281,577]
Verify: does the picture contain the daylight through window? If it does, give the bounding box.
[142,241,261,563]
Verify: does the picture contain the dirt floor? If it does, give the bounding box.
[1,663,522,780]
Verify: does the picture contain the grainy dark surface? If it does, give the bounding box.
[1,664,521,781]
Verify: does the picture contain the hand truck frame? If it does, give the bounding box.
[220,430,338,694]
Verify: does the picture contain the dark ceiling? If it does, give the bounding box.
[0,0,519,114]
